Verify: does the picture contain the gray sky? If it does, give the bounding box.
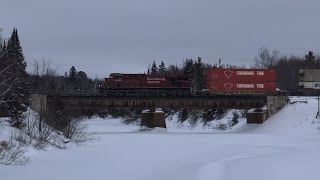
[1,0,320,78]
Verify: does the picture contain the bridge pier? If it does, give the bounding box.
[247,108,268,124]
[141,110,166,129]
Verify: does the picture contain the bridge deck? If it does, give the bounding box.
[31,89,268,110]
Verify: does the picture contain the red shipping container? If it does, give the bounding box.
[206,81,276,92]
[207,68,276,82]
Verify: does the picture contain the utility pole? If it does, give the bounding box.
[316,90,320,118]
[313,83,320,118]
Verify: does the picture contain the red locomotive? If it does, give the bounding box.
[104,73,190,89]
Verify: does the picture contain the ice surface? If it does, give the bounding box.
[1,97,320,180]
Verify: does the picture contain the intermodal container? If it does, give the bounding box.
[207,68,276,82]
[206,82,276,92]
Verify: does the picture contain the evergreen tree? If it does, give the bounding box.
[183,59,194,77]
[305,51,315,61]
[0,41,7,113]
[69,66,78,81]
[68,66,78,91]
[0,40,2,53]
[151,61,158,75]
[305,51,316,68]
[0,41,8,69]
[191,57,205,91]
[0,41,6,64]
[77,71,89,90]
[5,28,30,128]
[158,61,166,74]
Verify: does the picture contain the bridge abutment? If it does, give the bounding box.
[266,96,287,117]
[247,96,287,124]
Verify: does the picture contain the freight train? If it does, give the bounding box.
[101,68,277,95]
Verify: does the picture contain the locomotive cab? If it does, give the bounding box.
[110,73,123,81]
[105,73,123,88]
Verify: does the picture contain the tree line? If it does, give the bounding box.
[149,48,320,91]
[254,47,320,90]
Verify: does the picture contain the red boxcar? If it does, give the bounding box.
[105,73,189,89]
[207,68,276,82]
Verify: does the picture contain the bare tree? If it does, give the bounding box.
[254,47,280,68]
[0,132,29,165]
[30,59,58,132]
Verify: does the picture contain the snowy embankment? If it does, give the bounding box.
[1,96,320,180]
[166,109,247,133]
[251,96,320,134]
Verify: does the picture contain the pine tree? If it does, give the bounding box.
[0,41,7,114]
[305,51,315,61]
[158,61,166,74]
[305,51,316,68]
[191,57,205,91]
[0,40,2,53]
[77,71,89,90]
[0,41,9,71]
[69,66,78,81]
[68,66,78,91]
[183,59,194,77]
[151,61,158,75]
[0,41,5,64]
[5,28,30,128]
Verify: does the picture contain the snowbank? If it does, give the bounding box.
[252,96,320,134]
[166,109,246,133]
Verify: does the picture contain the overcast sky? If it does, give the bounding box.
[1,0,320,78]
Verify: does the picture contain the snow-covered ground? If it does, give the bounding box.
[1,96,320,180]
